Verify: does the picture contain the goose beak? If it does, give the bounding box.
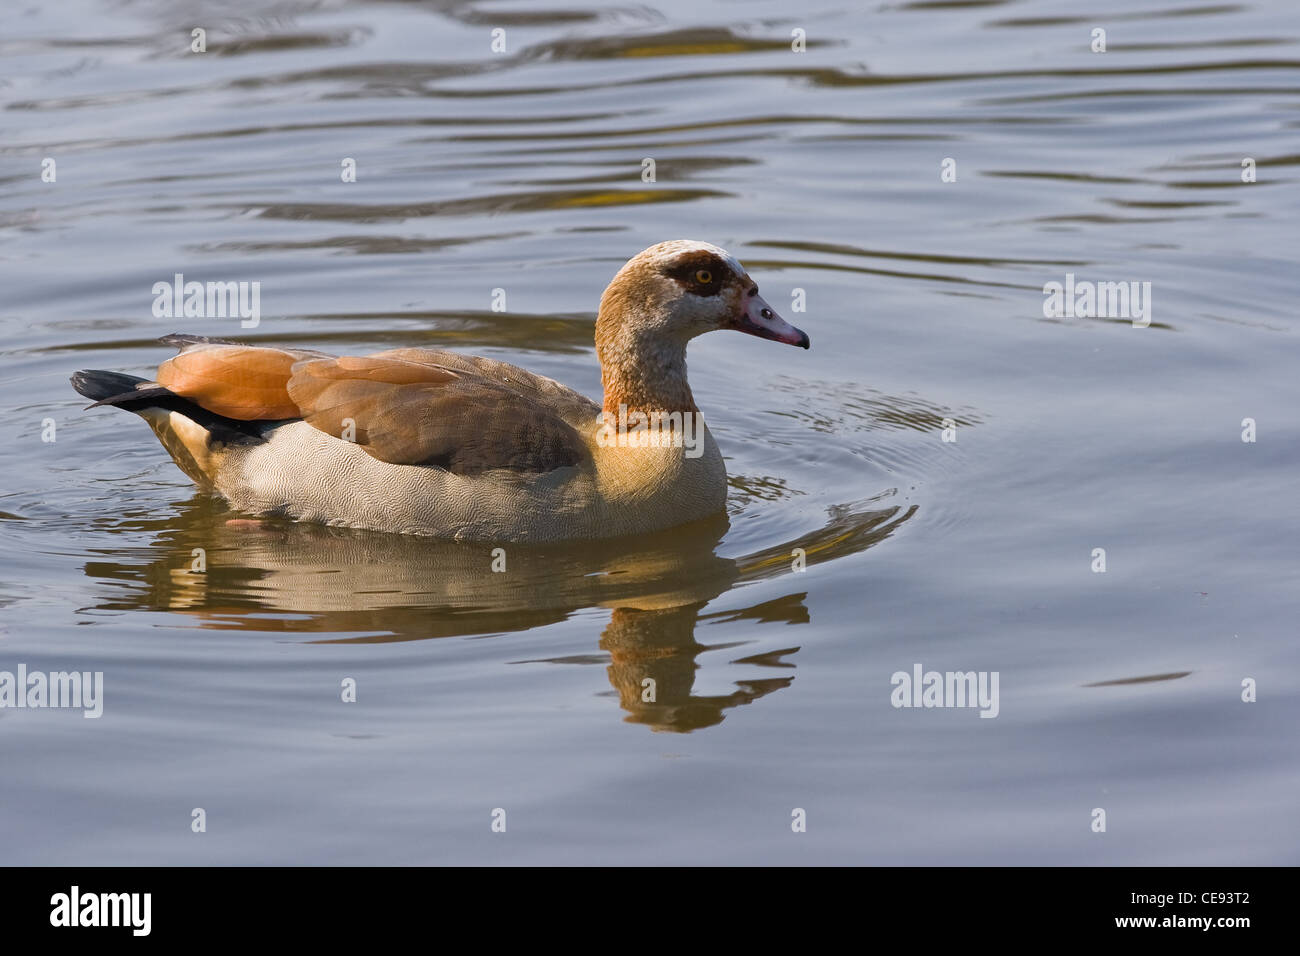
[732,291,810,349]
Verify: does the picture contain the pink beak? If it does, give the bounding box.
[732,290,810,349]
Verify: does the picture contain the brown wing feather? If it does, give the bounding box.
[287,353,593,475]
[366,348,600,420]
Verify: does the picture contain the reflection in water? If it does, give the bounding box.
[80,496,915,732]
[600,603,792,732]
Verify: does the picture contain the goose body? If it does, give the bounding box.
[72,241,810,541]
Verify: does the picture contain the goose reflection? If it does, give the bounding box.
[596,595,807,731]
[82,494,914,732]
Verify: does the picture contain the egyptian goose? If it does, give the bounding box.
[70,240,810,541]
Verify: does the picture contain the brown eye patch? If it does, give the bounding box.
[663,252,729,296]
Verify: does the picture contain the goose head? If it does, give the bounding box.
[598,240,809,350]
[595,240,810,414]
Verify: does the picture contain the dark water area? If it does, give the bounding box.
[0,0,1297,863]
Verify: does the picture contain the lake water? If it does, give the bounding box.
[1,0,1297,865]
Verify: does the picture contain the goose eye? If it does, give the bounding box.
[695,269,713,284]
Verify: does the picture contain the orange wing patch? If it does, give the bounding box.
[157,344,309,420]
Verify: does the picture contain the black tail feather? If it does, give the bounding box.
[70,369,152,404]
[69,369,271,443]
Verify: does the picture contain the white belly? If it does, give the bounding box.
[215,420,726,541]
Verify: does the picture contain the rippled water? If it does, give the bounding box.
[1,0,1297,864]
